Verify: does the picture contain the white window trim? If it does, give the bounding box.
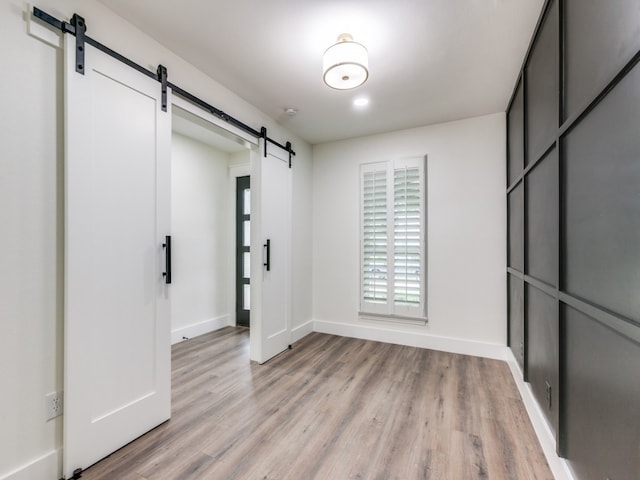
[359,156,427,323]
[358,311,427,326]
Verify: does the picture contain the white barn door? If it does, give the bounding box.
[63,35,171,477]
[251,141,292,363]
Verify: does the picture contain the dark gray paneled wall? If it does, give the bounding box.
[507,274,524,371]
[564,65,640,321]
[564,306,640,480]
[506,1,640,479]
[564,0,640,120]
[526,147,557,286]
[525,1,558,166]
[507,81,524,185]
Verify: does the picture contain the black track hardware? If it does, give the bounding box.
[157,64,168,112]
[70,14,86,74]
[31,6,296,162]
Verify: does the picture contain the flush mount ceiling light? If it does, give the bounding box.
[323,33,369,90]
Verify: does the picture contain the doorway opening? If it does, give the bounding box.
[170,104,254,343]
[236,176,251,327]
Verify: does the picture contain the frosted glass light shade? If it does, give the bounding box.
[323,34,369,90]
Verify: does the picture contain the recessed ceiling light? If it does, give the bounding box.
[284,107,298,116]
[353,97,369,107]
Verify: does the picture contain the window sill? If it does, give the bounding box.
[358,312,428,326]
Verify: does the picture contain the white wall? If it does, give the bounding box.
[291,141,314,341]
[312,113,507,357]
[0,2,64,478]
[170,133,231,343]
[0,1,312,478]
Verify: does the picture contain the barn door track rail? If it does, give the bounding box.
[32,6,296,163]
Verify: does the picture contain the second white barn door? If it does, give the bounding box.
[63,34,171,478]
[252,141,292,363]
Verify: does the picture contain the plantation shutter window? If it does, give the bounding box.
[362,168,388,305]
[394,166,421,306]
[360,157,426,322]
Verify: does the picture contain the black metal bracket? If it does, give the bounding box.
[260,127,268,158]
[33,7,75,33]
[264,136,296,162]
[71,467,83,479]
[70,14,86,75]
[260,130,296,167]
[157,65,168,112]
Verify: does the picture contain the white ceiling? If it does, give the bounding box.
[96,0,544,145]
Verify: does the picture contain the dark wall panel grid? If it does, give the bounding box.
[507,79,524,187]
[508,273,525,373]
[564,0,640,122]
[526,285,559,438]
[526,147,558,287]
[563,305,640,480]
[563,59,640,325]
[507,182,524,272]
[506,0,640,477]
[525,0,559,166]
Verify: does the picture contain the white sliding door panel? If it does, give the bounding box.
[252,141,292,363]
[64,35,171,478]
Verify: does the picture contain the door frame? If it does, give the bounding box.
[171,97,293,364]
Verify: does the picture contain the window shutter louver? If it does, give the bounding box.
[393,167,421,306]
[362,169,388,303]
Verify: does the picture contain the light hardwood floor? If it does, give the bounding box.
[80,327,553,479]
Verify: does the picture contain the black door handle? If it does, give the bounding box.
[263,239,270,271]
[163,235,172,284]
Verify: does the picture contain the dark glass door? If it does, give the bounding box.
[236,176,250,327]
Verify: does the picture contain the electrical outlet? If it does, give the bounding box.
[45,391,63,421]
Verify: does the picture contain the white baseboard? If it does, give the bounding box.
[505,351,576,480]
[291,320,314,344]
[171,314,230,345]
[0,449,60,480]
[313,319,508,360]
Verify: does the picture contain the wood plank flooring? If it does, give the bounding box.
[80,327,553,480]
